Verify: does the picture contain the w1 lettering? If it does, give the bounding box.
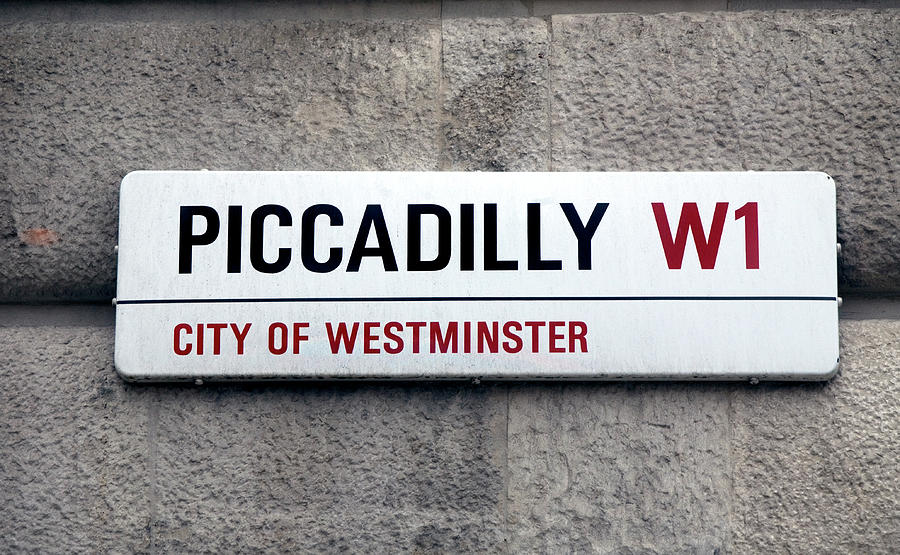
[652,201,759,270]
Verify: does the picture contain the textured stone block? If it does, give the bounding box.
[0,1,441,23]
[0,20,440,301]
[506,383,732,552]
[152,383,507,552]
[731,0,893,10]
[533,0,728,15]
[731,319,900,552]
[441,18,550,170]
[442,0,531,18]
[1,309,898,553]
[0,325,150,553]
[550,11,900,290]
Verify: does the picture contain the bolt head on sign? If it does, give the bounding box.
[114,171,838,381]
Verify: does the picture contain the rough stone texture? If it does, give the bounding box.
[443,0,531,18]
[533,0,729,14]
[3,0,894,22]
[506,384,732,552]
[731,319,900,553]
[0,312,508,552]
[839,296,900,319]
[152,383,508,552]
[0,20,440,301]
[1,310,899,551]
[732,0,897,9]
[442,18,550,170]
[0,325,150,553]
[550,10,900,291]
[3,11,898,299]
[0,0,442,23]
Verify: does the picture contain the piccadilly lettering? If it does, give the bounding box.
[178,202,610,274]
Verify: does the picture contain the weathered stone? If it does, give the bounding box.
[152,383,507,552]
[0,1,441,22]
[1,308,898,552]
[506,383,732,553]
[442,17,550,170]
[731,319,900,552]
[0,20,440,301]
[839,296,900,320]
[3,11,898,297]
[0,325,150,553]
[731,0,893,10]
[443,0,531,18]
[550,10,900,291]
[533,0,728,15]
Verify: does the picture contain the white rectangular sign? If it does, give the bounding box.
[115,171,839,381]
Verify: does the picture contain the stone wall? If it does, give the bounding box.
[2,4,898,552]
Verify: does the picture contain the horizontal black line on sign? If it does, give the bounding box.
[116,296,838,305]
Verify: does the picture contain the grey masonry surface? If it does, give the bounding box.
[441,18,550,170]
[731,320,900,552]
[2,316,898,552]
[0,326,151,553]
[1,4,899,553]
[2,9,899,300]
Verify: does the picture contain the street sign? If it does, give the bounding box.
[115,171,839,381]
